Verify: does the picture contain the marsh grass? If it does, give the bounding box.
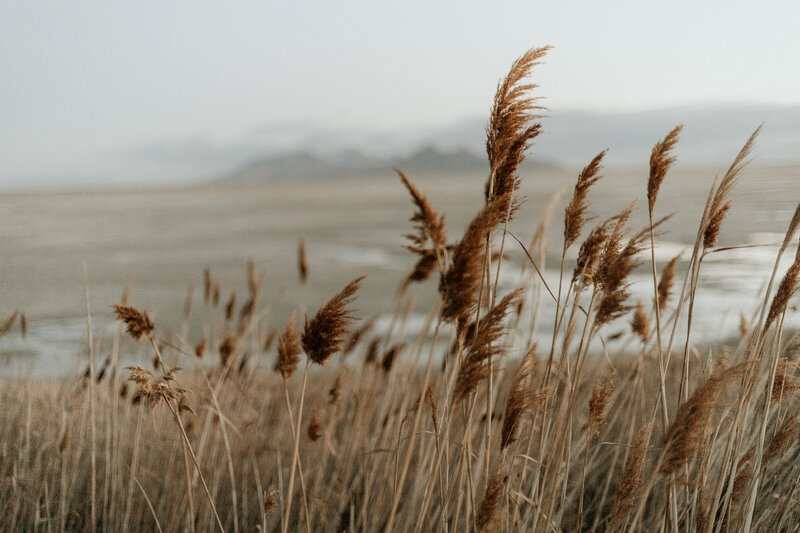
[2,47,800,533]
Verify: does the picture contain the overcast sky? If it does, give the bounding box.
[2,1,799,188]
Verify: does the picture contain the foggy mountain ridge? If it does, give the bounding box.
[226,145,561,182]
[221,104,800,182]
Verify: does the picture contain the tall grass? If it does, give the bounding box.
[2,47,800,532]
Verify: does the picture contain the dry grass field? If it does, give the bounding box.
[2,47,800,532]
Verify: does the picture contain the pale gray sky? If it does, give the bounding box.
[2,1,799,188]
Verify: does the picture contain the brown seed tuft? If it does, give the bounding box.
[194,338,207,359]
[58,420,70,454]
[364,337,380,365]
[477,469,507,532]
[440,194,509,324]
[224,292,236,321]
[702,125,761,250]
[262,329,277,352]
[397,168,448,269]
[765,245,800,332]
[263,486,277,516]
[501,343,536,450]
[112,305,154,340]
[564,150,606,249]
[630,299,649,343]
[381,343,404,374]
[239,260,264,322]
[425,385,439,435]
[329,374,342,405]
[647,124,683,213]
[739,312,749,337]
[485,47,548,206]
[302,276,365,365]
[657,253,681,312]
[588,373,614,438]
[770,358,798,405]
[659,362,750,476]
[610,422,653,527]
[276,314,301,378]
[781,203,800,252]
[307,411,322,442]
[764,412,798,462]
[203,267,212,305]
[297,237,308,285]
[219,335,237,369]
[703,201,730,250]
[454,289,522,404]
[572,221,610,287]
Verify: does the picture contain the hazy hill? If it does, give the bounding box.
[227,145,561,181]
[179,104,800,183]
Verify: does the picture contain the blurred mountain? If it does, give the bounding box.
[126,104,800,184]
[227,145,561,181]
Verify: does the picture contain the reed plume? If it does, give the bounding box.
[765,243,800,331]
[0,311,17,337]
[219,335,236,369]
[610,422,653,528]
[477,470,507,532]
[630,299,649,343]
[660,362,749,476]
[262,329,277,352]
[239,259,264,321]
[263,487,277,516]
[657,253,681,312]
[203,267,212,304]
[764,412,798,462]
[485,47,548,203]
[703,125,761,249]
[302,276,365,365]
[328,374,341,405]
[396,168,447,255]
[572,220,611,287]
[564,150,606,248]
[426,385,439,435]
[381,343,404,374]
[307,411,321,442]
[364,337,380,365]
[454,288,522,404]
[440,195,509,324]
[647,124,683,213]
[588,374,614,438]
[501,343,536,450]
[298,238,308,285]
[770,358,797,404]
[194,338,207,358]
[781,203,800,251]
[112,305,154,340]
[595,208,662,326]
[276,313,301,378]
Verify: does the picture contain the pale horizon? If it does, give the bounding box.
[2,1,800,188]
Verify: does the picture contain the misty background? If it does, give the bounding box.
[2,1,800,190]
